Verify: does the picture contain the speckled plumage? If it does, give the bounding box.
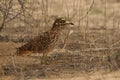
[17,18,74,56]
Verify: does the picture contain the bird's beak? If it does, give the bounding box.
[66,21,74,25]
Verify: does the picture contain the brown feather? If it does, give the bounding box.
[17,18,74,56]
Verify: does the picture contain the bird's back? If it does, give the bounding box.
[16,17,74,56]
[17,30,61,55]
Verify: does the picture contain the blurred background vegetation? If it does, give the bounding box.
[0,0,120,79]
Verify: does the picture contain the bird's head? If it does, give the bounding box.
[52,18,74,29]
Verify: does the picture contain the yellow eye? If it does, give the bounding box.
[60,20,66,23]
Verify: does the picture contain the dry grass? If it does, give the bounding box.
[0,0,120,80]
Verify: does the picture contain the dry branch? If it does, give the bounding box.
[0,0,25,31]
[81,47,120,52]
[78,0,94,21]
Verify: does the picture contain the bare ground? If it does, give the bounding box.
[0,41,120,80]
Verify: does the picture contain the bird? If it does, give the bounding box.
[16,17,74,63]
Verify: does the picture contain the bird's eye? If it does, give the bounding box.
[60,20,66,23]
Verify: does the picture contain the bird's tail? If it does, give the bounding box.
[16,48,32,56]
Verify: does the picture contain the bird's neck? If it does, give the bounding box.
[50,25,63,42]
[50,24,63,33]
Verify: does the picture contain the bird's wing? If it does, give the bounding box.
[18,31,51,51]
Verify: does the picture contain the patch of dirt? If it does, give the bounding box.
[0,51,120,80]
